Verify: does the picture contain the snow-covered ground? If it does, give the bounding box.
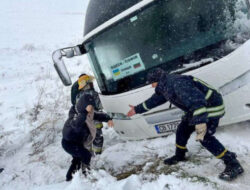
[0,0,250,190]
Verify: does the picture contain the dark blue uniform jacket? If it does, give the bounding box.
[135,74,224,125]
[71,81,102,110]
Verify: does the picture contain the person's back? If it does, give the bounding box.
[62,106,89,143]
[62,93,113,181]
[62,93,96,181]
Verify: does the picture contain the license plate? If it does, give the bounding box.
[154,120,180,134]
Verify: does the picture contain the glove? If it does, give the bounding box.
[195,123,207,141]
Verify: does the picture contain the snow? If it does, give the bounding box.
[172,58,214,73]
[0,0,250,190]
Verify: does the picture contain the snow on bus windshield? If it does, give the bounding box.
[85,0,240,95]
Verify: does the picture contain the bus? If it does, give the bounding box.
[53,0,250,140]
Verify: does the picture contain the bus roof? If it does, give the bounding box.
[83,0,154,43]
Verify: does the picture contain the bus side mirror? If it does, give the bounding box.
[52,45,87,86]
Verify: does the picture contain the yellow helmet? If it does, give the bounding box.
[77,74,95,90]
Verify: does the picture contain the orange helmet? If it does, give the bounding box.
[77,74,95,90]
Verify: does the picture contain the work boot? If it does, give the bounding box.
[92,128,104,155]
[164,148,187,165]
[219,151,244,181]
[66,158,81,181]
[81,162,90,176]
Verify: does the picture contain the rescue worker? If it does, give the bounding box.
[127,68,244,181]
[62,94,114,181]
[71,74,105,154]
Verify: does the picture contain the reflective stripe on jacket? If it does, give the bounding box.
[135,74,224,125]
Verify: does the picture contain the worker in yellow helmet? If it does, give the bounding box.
[71,74,112,154]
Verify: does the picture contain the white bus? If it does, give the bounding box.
[53,0,250,140]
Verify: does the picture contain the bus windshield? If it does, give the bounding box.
[85,0,236,95]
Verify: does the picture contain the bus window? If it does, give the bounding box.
[85,0,237,95]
